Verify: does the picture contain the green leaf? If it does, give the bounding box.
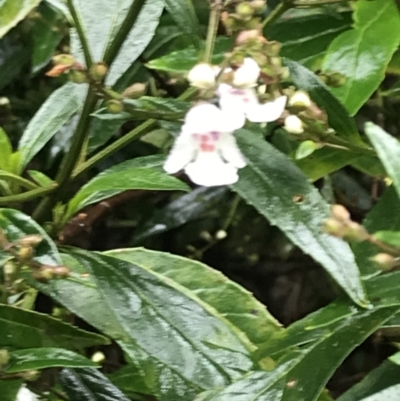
[296,148,360,182]
[0,305,109,350]
[284,59,362,145]
[31,2,64,74]
[352,187,400,278]
[6,348,98,373]
[27,170,54,187]
[0,0,41,38]
[197,355,301,401]
[389,352,400,366]
[108,364,153,397]
[37,249,254,401]
[0,170,38,190]
[265,12,352,69]
[232,129,367,306]
[364,122,400,198]
[162,0,201,48]
[134,186,227,241]
[0,380,23,401]
[0,208,61,266]
[106,247,282,348]
[18,83,81,169]
[199,306,398,401]
[147,37,230,73]
[60,368,131,401]
[87,117,124,154]
[295,140,318,160]
[322,0,400,115]
[0,128,13,171]
[70,0,164,85]
[374,231,400,248]
[337,361,400,401]
[67,166,189,219]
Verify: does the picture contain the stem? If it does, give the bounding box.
[67,0,93,67]
[293,0,350,5]
[73,87,197,178]
[203,0,222,63]
[262,2,291,28]
[103,0,147,65]
[369,236,400,258]
[73,118,157,179]
[32,91,97,221]
[0,185,57,206]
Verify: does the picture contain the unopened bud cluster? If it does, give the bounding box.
[0,229,70,287]
[323,205,369,242]
[221,1,267,33]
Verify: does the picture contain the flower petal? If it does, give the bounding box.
[218,133,246,168]
[218,108,246,132]
[245,95,287,123]
[218,84,259,115]
[284,115,304,134]
[185,152,239,186]
[163,130,197,174]
[183,103,225,133]
[233,58,260,88]
[16,386,38,401]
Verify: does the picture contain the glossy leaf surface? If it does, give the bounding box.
[323,0,400,115]
[232,129,367,306]
[18,83,81,169]
[107,247,282,348]
[60,368,131,401]
[6,348,98,373]
[0,0,41,38]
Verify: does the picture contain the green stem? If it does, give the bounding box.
[32,91,97,221]
[73,87,197,178]
[67,0,93,67]
[203,0,222,63]
[0,185,58,206]
[103,0,147,65]
[293,0,350,5]
[323,136,375,156]
[262,2,291,28]
[73,118,157,179]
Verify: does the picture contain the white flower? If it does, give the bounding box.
[16,386,38,401]
[284,115,304,134]
[218,83,287,123]
[232,57,260,88]
[187,63,216,89]
[289,91,311,109]
[164,103,246,187]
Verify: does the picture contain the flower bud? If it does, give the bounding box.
[91,351,105,363]
[322,218,344,237]
[46,64,71,77]
[289,91,311,110]
[107,99,124,114]
[187,63,216,89]
[52,54,75,66]
[250,0,267,13]
[18,246,34,263]
[20,370,40,381]
[0,349,10,367]
[89,62,108,81]
[370,253,396,271]
[236,29,262,46]
[284,115,304,134]
[236,3,254,19]
[52,265,70,278]
[331,204,350,222]
[215,230,227,240]
[4,261,16,277]
[122,83,146,99]
[69,69,88,84]
[327,71,346,87]
[266,41,281,57]
[15,235,43,248]
[343,222,369,242]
